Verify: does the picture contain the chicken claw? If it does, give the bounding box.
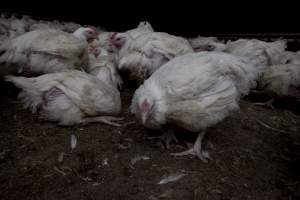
[171,131,210,162]
[254,99,274,109]
[81,116,123,127]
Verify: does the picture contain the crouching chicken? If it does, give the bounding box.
[6,70,122,126]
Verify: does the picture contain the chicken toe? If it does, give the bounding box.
[171,131,209,162]
[81,116,123,127]
[254,99,275,109]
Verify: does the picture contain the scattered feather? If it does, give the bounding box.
[92,182,101,186]
[70,134,77,150]
[158,172,187,185]
[202,150,210,160]
[58,152,64,163]
[102,158,109,166]
[117,143,128,150]
[130,155,150,168]
[53,166,66,176]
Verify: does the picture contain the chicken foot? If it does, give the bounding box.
[171,131,210,162]
[81,116,123,127]
[253,99,275,109]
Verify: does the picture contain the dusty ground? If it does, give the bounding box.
[0,80,299,200]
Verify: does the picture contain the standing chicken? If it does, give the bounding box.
[131,52,260,161]
[5,70,122,126]
[115,32,194,85]
[0,27,97,76]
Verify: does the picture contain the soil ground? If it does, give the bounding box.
[0,80,299,200]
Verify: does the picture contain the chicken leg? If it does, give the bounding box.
[171,131,210,162]
[80,116,123,127]
[254,99,275,109]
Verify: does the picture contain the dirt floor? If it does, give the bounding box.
[0,80,299,200]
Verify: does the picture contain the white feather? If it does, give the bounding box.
[70,135,77,149]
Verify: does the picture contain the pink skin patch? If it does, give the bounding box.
[43,87,64,105]
[141,99,150,114]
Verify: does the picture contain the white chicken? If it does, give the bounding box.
[188,35,226,52]
[114,31,194,84]
[89,31,117,54]
[224,39,287,68]
[255,64,300,108]
[89,21,154,56]
[126,21,154,39]
[0,27,98,76]
[0,15,33,43]
[131,52,260,161]
[110,21,154,59]
[60,21,82,33]
[281,50,300,65]
[87,46,123,89]
[29,19,70,32]
[5,70,122,126]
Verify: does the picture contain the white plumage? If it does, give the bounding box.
[89,31,117,54]
[5,70,122,126]
[110,21,155,59]
[0,27,97,76]
[29,19,82,33]
[131,51,260,161]
[258,64,300,97]
[87,46,123,89]
[89,22,154,58]
[0,15,32,43]
[188,35,226,52]
[224,39,287,68]
[116,32,194,84]
[281,50,300,65]
[126,21,154,39]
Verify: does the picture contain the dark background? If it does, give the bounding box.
[1,4,299,38]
